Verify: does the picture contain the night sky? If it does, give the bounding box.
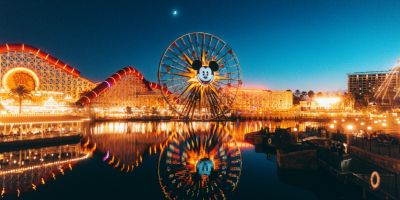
[2,0,400,91]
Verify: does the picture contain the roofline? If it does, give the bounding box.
[347,70,389,75]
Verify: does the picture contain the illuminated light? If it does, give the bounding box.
[333,120,337,123]
[341,119,345,122]
[44,54,49,60]
[55,59,59,65]
[367,126,372,130]
[102,151,110,161]
[105,81,111,88]
[22,44,25,51]
[82,96,91,104]
[91,90,98,97]
[6,43,9,50]
[329,124,335,129]
[346,124,354,130]
[360,122,365,126]
[293,127,298,132]
[382,123,387,127]
[374,121,378,124]
[110,77,116,84]
[314,97,341,108]
[35,49,40,55]
[2,67,40,92]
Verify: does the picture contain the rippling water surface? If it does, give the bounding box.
[0,121,380,200]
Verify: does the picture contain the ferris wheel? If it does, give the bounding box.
[158,32,242,119]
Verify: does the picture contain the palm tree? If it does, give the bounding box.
[9,85,31,114]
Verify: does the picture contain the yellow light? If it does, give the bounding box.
[329,124,335,129]
[367,126,372,130]
[293,127,298,132]
[2,67,40,91]
[382,123,387,127]
[314,97,341,108]
[360,122,365,126]
[346,124,354,130]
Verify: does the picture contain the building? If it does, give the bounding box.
[232,89,293,117]
[348,71,388,106]
[348,70,400,107]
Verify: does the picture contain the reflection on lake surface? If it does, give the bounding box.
[0,144,89,198]
[0,120,386,199]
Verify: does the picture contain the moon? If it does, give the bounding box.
[172,9,178,16]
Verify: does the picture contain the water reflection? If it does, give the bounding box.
[158,123,242,199]
[0,120,387,199]
[89,122,171,172]
[0,143,89,198]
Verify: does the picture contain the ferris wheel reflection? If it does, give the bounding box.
[158,123,242,199]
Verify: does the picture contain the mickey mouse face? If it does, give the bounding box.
[192,60,219,85]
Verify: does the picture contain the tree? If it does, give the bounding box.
[9,85,31,114]
[300,91,308,100]
[294,90,301,97]
[308,90,315,99]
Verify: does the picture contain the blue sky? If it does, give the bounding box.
[1,0,400,91]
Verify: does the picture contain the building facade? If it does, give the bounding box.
[348,71,387,106]
[348,70,400,107]
[232,89,293,117]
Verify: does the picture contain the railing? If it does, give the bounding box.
[351,136,400,159]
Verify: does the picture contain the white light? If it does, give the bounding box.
[172,9,178,16]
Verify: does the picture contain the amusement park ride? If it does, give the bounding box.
[158,32,242,120]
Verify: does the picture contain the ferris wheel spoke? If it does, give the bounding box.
[169,48,192,67]
[161,64,188,73]
[214,43,227,60]
[160,77,189,82]
[164,56,191,70]
[210,40,220,58]
[187,34,199,60]
[218,56,236,66]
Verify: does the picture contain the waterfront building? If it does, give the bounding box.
[348,70,399,107]
[232,89,293,117]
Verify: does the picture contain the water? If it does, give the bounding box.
[0,121,384,199]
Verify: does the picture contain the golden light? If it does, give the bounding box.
[314,97,341,108]
[367,126,372,130]
[2,67,40,92]
[329,124,335,129]
[382,123,387,127]
[360,122,365,126]
[346,124,354,131]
